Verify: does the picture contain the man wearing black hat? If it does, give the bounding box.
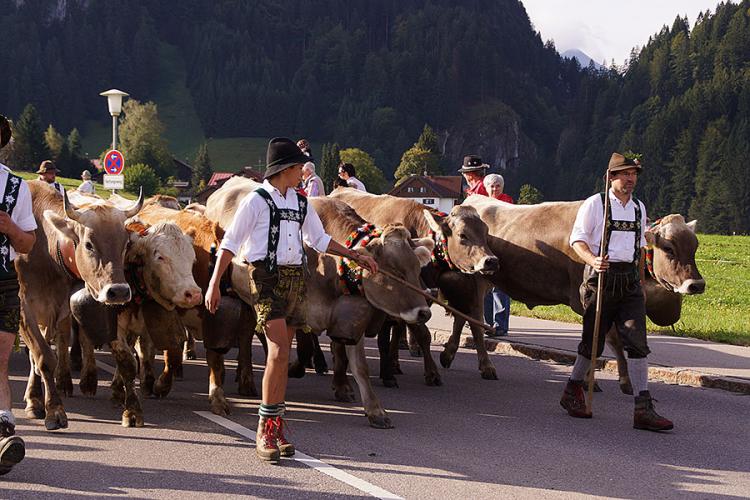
[205,137,378,464]
[36,160,64,196]
[561,152,673,431]
[0,114,37,475]
[458,155,489,197]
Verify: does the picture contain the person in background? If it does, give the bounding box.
[458,155,488,197]
[36,161,64,196]
[482,173,513,337]
[302,163,325,197]
[338,162,366,192]
[77,170,95,194]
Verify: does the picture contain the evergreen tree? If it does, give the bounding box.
[118,100,174,180]
[518,184,544,204]
[319,142,340,193]
[192,142,213,189]
[44,125,65,159]
[11,104,49,170]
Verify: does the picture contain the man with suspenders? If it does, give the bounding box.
[205,137,378,463]
[36,160,65,196]
[561,152,673,432]
[0,115,37,474]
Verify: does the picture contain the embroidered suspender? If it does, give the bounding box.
[0,173,22,274]
[254,188,308,273]
[600,192,642,264]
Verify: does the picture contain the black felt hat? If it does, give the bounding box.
[458,154,489,173]
[264,137,309,179]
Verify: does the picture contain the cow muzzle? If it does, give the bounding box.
[97,283,132,304]
[475,255,499,275]
[400,306,432,324]
[175,287,203,308]
[676,278,705,295]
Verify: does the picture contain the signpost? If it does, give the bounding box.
[103,149,125,191]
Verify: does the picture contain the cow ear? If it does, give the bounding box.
[43,210,78,243]
[423,210,449,235]
[413,245,432,267]
[411,236,435,253]
[645,230,659,247]
[686,220,697,233]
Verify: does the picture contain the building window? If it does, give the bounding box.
[422,198,435,205]
[420,187,426,193]
[407,187,415,193]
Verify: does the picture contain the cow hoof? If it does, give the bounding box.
[184,349,197,361]
[210,400,231,417]
[237,379,258,397]
[313,354,328,375]
[334,388,356,403]
[79,372,98,397]
[425,372,443,386]
[152,378,172,399]
[480,366,498,380]
[122,410,144,428]
[439,350,454,369]
[25,404,45,420]
[409,346,423,357]
[619,379,633,395]
[44,410,69,431]
[57,375,74,397]
[288,361,306,379]
[367,414,394,429]
[391,364,403,375]
[382,377,398,388]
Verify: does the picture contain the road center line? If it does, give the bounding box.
[195,411,403,500]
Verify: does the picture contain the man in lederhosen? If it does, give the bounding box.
[561,152,673,431]
[205,137,378,464]
[0,114,37,474]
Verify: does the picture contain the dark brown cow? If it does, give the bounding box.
[462,195,705,391]
[16,181,143,429]
[330,188,500,381]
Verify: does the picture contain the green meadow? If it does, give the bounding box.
[511,233,750,346]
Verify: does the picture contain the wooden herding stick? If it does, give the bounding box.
[586,171,612,414]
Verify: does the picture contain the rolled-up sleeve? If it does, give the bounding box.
[569,196,598,249]
[639,201,648,248]
[220,193,259,256]
[301,204,332,253]
[14,182,37,232]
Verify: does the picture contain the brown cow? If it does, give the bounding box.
[462,195,705,392]
[330,188,500,381]
[16,181,143,429]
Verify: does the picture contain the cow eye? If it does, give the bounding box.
[459,233,468,241]
[85,241,94,252]
[662,246,674,256]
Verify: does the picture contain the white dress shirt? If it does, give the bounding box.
[570,189,647,263]
[0,164,38,261]
[347,176,367,192]
[220,179,332,265]
[78,179,95,194]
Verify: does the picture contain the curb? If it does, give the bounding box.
[430,330,750,395]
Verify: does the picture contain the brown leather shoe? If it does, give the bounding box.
[272,416,295,457]
[560,380,592,418]
[634,391,673,431]
[255,417,280,463]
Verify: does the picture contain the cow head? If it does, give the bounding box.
[423,206,498,275]
[43,190,144,304]
[645,215,705,295]
[357,224,433,324]
[127,221,202,310]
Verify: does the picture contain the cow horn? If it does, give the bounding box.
[63,190,82,222]
[123,188,144,218]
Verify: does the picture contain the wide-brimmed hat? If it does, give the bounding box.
[0,115,11,150]
[37,160,57,174]
[81,170,92,179]
[458,155,489,173]
[264,137,309,179]
[608,152,642,173]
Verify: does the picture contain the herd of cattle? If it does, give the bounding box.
[13,177,705,432]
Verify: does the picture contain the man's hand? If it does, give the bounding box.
[352,252,378,274]
[590,254,609,273]
[0,211,15,236]
[205,281,221,314]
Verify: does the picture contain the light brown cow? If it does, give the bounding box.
[330,187,500,381]
[206,178,434,428]
[462,195,705,391]
[16,181,143,430]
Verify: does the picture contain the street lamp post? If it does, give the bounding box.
[99,89,129,150]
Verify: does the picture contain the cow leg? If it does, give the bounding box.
[311,335,328,375]
[409,323,442,386]
[407,327,423,357]
[378,322,398,388]
[53,315,74,397]
[289,329,311,379]
[20,304,67,430]
[236,329,257,397]
[152,347,181,399]
[206,348,230,416]
[346,339,393,429]
[439,316,464,369]
[608,326,633,395]
[70,321,82,372]
[77,324,99,397]
[135,335,156,397]
[469,319,498,380]
[387,321,404,375]
[109,338,143,427]
[183,329,197,360]
[331,341,355,402]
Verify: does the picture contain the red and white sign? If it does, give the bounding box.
[104,149,125,175]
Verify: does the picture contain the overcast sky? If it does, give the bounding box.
[520,0,734,65]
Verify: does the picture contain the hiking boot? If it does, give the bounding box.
[272,416,295,457]
[255,417,280,464]
[560,380,592,418]
[0,436,25,476]
[634,391,673,431]
[0,414,14,437]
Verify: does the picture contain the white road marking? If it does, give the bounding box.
[96,360,116,374]
[195,411,403,500]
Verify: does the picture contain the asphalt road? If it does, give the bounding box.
[1,337,748,499]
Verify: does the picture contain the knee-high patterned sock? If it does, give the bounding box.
[259,403,283,418]
[570,355,591,382]
[627,357,649,395]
